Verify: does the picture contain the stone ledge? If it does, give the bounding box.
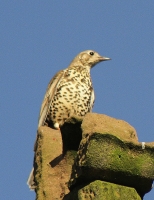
[82,113,138,142]
[34,126,76,199]
[69,113,154,198]
[65,180,141,200]
[33,113,154,199]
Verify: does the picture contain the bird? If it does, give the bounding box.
[38,50,111,129]
[27,50,111,189]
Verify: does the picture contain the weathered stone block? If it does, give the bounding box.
[65,180,141,200]
[82,113,138,142]
[34,126,76,199]
[69,113,154,198]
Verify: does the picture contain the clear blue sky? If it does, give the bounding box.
[1,1,154,199]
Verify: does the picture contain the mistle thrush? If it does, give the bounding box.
[38,50,111,129]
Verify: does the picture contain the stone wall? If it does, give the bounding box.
[33,113,154,200]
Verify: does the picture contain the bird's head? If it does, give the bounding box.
[70,50,111,69]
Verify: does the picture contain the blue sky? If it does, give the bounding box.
[1,1,154,199]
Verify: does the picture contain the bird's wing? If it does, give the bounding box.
[38,69,65,127]
[89,88,95,112]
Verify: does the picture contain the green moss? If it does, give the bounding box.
[65,180,141,200]
[69,133,154,197]
[83,133,154,178]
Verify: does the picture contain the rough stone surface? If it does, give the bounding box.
[82,113,138,142]
[69,113,154,198]
[34,126,76,199]
[34,114,154,199]
[64,180,141,200]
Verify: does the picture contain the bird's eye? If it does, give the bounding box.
[89,51,94,55]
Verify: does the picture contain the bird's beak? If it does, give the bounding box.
[99,56,111,61]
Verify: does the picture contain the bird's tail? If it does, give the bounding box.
[27,168,36,190]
